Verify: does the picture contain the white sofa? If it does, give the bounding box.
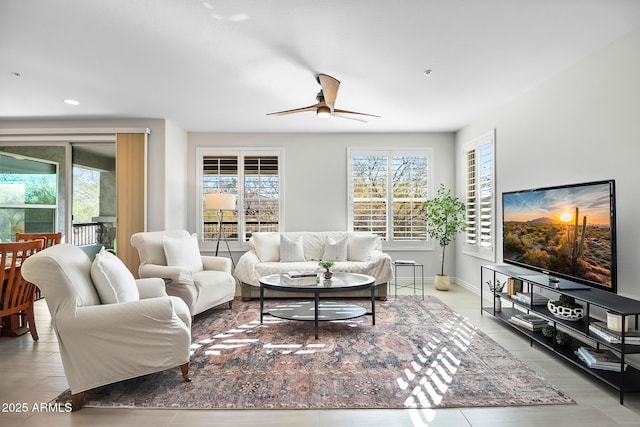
[234,231,392,300]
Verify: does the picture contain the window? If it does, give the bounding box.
[0,153,58,241]
[198,148,282,247]
[462,130,495,261]
[348,149,431,248]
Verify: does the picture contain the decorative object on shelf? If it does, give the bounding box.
[486,279,504,312]
[555,331,573,346]
[319,260,335,280]
[606,312,629,332]
[425,184,466,291]
[542,324,554,338]
[494,295,502,311]
[547,295,585,321]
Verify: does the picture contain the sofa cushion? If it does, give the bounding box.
[163,233,203,272]
[280,235,305,262]
[347,233,378,261]
[253,232,281,262]
[321,236,348,261]
[91,247,140,304]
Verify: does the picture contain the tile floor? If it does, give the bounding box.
[1,283,639,427]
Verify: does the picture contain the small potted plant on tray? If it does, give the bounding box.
[319,260,335,279]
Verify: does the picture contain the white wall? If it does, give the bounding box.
[163,120,188,230]
[187,132,456,274]
[455,27,640,300]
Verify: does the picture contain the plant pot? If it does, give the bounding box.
[323,271,333,280]
[434,274,450,291]
[494,295,502,312]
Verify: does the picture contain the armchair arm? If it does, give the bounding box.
[201,255,232,273]
[61,297,191,330]
[139,264,193,285]
[136,277,168,299]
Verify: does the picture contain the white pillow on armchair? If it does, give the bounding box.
[91,247,140,304]
[163,233,204,272]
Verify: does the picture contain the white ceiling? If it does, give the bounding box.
[2,0,640,133]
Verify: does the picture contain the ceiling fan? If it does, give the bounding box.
[267,74,380,122]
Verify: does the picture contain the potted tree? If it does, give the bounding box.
[425,184,466,291]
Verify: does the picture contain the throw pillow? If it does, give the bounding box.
[280,235,305,262]
[321,236,347,261]
[91,247,139,304]
[347,233,378,261]
[163,233,204,272]
[252,232,281,262]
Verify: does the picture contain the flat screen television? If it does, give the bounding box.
[502,180,616,293]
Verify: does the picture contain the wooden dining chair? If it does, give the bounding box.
[15,232,62,248]
[15,233,61,300]
[0,239,45,340]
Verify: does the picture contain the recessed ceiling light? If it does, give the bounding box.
[64,99,80,105]
[423,69,432,76]
[11,72,21,77]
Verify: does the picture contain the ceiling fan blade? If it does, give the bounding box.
[333,108,380,119]
[331,112,370,123]
[317,74,340,111]
[267,104,319,116]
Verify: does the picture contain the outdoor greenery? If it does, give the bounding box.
[426,184,466,276]
[72,166,100,223]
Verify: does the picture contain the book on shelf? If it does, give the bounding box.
[508,315,548,331]
[513,313,548,325]
[575,346,627,372]
[510,292,549,306]
[588,321,640,345]
[506,278,523,296]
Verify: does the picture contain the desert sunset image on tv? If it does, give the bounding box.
[502,181,614,289]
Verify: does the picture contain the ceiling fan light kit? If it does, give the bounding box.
[316,106,331,118]
[268,74,380,122]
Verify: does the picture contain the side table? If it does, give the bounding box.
[392,260,424,300]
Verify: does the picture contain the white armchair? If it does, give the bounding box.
[130,230,236,316]
[21,244,192,411]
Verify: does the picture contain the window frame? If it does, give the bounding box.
[196,147,284,251]
[347,147,433,250]
[0,152,59,241]
[462,129,496,261]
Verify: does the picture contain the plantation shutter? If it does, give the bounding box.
[478,143,493,248]
[351,155,388,239]
[462,129,495,260]
[465,149,477,245]
[244,155,279,239]
[392,155,428,241]
[203,156,239,241]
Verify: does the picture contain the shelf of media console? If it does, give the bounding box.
[481,264,640,403]
[482,306,640,392]
[485,294,640,355]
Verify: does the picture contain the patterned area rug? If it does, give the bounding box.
[55,296,574,409]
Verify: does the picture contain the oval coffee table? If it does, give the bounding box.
[259,272,376,339]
